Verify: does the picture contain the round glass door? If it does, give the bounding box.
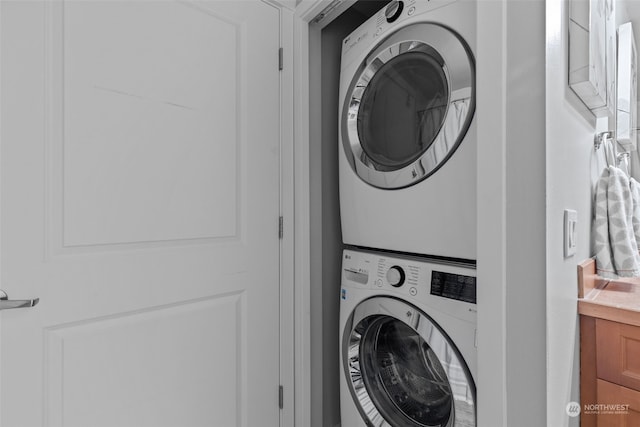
[341,23,474,189]
[343,297,476,427]
[357,51,449,169]
[361,317,453,425]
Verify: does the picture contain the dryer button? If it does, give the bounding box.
[409,287,417,296]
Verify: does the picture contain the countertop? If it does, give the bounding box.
[578,258,640,326]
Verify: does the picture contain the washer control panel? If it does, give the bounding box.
[385,265,405,287]
[376,257,420,289]
[384,1,404,23]
[343,249,476,304]
[431,270,476,304]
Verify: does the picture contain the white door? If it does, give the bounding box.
[0,1,282,426]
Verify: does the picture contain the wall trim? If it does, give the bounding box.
[292,2,322,426]
[476,2,509,425]
[277,3,296,427]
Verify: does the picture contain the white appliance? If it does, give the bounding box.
[338,0,476,260]
[339,248,476,427]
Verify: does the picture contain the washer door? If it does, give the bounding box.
[341,23,474,189]
[343,297,475,427]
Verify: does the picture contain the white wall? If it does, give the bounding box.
[545,2,609,426]
[476,1,547,425]
[504,1,548,424]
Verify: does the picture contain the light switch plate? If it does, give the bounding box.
[564,209,578,258]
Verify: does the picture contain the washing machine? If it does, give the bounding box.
[338,0,476,260]
[339,247,476,427]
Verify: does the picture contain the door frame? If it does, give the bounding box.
[291,3,325,427]
[262,1,299,426]
[291,2,358,426]
[275,2,296,427]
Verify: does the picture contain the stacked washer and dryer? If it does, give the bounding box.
[337,1,478,426]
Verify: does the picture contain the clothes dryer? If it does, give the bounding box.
[339,0,476,260]
[339,248,477,426]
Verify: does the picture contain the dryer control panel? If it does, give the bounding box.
[341,0,458,60]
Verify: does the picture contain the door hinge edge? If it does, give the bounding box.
[279,47,283,71]
[279,385,284,409]
[279,216,284,239]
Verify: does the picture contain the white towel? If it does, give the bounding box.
[603,138,616,167]
[593,166,640,278]
[630,178,640,244]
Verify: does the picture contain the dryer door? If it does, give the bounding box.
[342,296,476,427]
[341,23,474,189]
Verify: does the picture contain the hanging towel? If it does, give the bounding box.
[630,178,640,244]
[593,166,640,278]
[603,137,617,167]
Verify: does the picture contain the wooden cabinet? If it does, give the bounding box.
[595,379,640,426]
[596,319,640,391]
[578,259,640,427]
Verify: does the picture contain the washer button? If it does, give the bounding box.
[409,287,417,296]
[384,1,404,23]
[386,266,405,287]
[408,6,416,16]
[376,279,383,287]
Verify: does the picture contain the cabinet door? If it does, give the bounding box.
[596,379,640,426]
[596,319,640,391]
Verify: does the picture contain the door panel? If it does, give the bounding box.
[60,1,240,246]
[45,294,243,427]
[1,1,281,426]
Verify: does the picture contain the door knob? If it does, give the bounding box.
[0,289,39,310]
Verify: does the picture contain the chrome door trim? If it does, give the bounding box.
[341,23,475,189]
[342,296,476,427]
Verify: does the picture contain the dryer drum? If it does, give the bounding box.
[356,51,449,170]
[341,22,475,189]
[343,296,476,427]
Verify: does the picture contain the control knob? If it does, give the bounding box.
[386,266,406,287]
[385,1,404,23]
